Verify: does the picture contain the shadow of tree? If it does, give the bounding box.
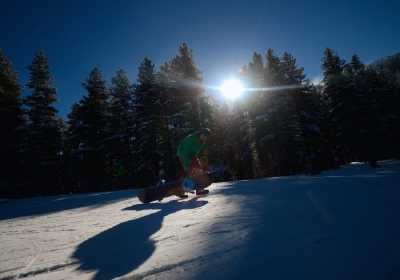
[73,198,208,280]
[0,190,136,220]
[190,164,400,279]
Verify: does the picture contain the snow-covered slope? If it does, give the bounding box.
[1,160,400,280]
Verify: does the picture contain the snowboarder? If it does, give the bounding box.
[137,128,212,203]
[177,128,211,196]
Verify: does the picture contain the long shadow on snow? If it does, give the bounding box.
[73,198,208,280]
[0,190,136,221]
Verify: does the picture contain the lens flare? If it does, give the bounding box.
[219,79,245,100]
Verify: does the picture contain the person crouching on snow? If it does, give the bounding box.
[177,128,211,195]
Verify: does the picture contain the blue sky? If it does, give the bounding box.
[1,0,399,118]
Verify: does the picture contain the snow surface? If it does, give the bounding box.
[1,160,400,280]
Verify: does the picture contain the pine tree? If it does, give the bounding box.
[321,48,349,165]
[160,43,203,133]
[322,48,345,81]
[108,69,134,179]
[207,102,253,180]
[242,49,322,176]
[265,48,282,86]
[296,85,324,174]
[343,55,368,161]
[67,67,110,191]
[248,52,264,86]
[0,50,24,196]
[257,50,298,174]
[279,52,313,173]
[280,52,306,84]
[357,65,392,166]
[24,51,63,195]
[327,53,381,165]
[241,52,265,176]
[370,53,400,158]
[229,105,255,179]
[133,58,168,185]
[241,49,280,175]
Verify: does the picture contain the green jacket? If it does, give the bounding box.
[177,132,206,171]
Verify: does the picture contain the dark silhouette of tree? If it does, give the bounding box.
[133,58,170,186]
[108,69,135,181]
[160,43,203,135]
[370,53,400,158]
[0,50,24,197]
[23,51,63,195]
[3,45,400,198]
[240,49,323,176]
[321,48,348,165]
[67,67,110,192]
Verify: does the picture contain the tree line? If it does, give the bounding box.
[0,44,399,197]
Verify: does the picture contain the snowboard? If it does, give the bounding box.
[137,175,212,203]
[137,179,188,203]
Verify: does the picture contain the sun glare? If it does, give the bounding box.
[219,79,245,100]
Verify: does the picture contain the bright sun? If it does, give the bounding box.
[219,79,245,100]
